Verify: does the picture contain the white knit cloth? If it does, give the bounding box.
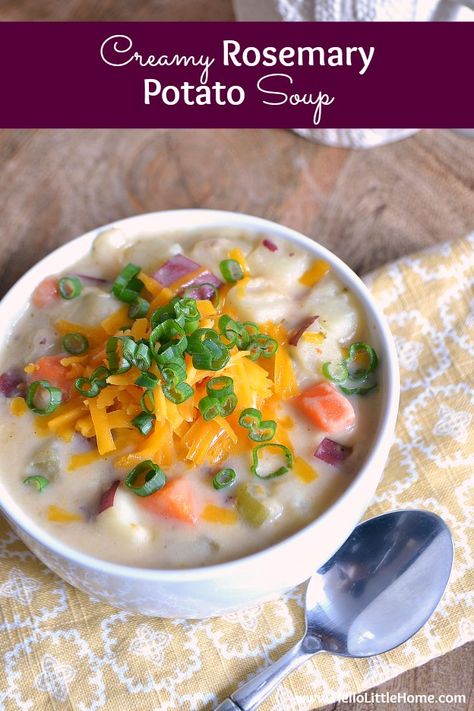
[233,0,464,21]
[232,0,466,147]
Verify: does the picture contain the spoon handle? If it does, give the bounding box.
[214,638,316,711]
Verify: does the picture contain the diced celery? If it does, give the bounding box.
[236,482,271,528]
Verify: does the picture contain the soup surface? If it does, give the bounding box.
[0,226,381,568]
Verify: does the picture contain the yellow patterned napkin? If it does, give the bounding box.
[0,237,472,711]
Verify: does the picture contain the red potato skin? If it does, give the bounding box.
[98,481,120,513]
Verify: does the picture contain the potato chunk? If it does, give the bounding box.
[226,277,293,323]
[246,238,310,292]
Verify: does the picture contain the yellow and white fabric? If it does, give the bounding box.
[0,236,472,710]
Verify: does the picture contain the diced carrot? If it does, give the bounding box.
[32,278,59,308]
[295,381,355,433]
[139,477,198,525]
[33,355,72,398]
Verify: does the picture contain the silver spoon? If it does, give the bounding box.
[216,510,453,711]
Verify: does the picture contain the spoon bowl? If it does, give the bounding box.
[216,510,453,711]
[305,510,453,657]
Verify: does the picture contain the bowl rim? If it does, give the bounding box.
[0,209,400,581]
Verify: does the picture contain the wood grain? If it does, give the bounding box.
[0,1,473,709]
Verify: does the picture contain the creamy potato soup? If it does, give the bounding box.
[0,227,381,568]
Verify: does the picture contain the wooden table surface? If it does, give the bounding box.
[1,3,473,711]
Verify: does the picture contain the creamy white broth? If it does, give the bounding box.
[0,228,381,568]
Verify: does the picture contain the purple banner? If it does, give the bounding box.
[0,22,472,128]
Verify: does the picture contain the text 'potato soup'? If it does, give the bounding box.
[0,227,381,568]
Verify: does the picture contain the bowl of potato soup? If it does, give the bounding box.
[0,210,399,617]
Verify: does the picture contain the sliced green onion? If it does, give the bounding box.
[150,302,177,329]
[322,361,349,384]
[155,343,187,365]
[198,395,222,421]
[58,276,82,300]
[160,360,187,386]
[62,332,89,355]
[192,342,230,371]
[239,408,262,430]
[112,264,143,303]
[163,381,193,404]
[150,320,187,359]
[247,333,279,360]
[124,460,166,497]
[347,342,379,379]
[248,420,276,442]
[106,336,132,374]
[250,443,293,479]
[75,377,100,398]
[243,322,259,337]
[220,259,244,283]
[135,372,159,389]
[206,376,234,401]
[26,381,62,414]
[220,392,238,417]
[140,389,155,415]
[339,383,378,396]
[187,328,220,353]
[23,475,49,491]
[213,468,236,490]
[128,297,149,319]
[90,366,109,388]
[131,411,155,436]
[131,342,152,371]
[174,298,200,335]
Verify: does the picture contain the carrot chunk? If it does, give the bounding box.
[139,477,198,525]
[33,355,72,398]
[296,381,355,433]
[32,278,59,308]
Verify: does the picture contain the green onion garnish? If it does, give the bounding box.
[322,361,349,384]
[131,411,155,436]
[238,408,262,430]
[124,460,166,497]
[322,341,379,396]
[112,263,143,304]
[220,259,244,283]
[150,320,187,361]
[141,389,155,415]
[163,381,193,404]
[220,392,237,417]
[239,407,276,442]
[160,360,187,387]
[250,443,293,479]
[339,384,378,396]
[75,377,101,398]
[90,365,109,388]
[135,372,159,389]
[213,468,236,490]
[174,298,200,335]
[198,395,222,421]
[128,297,149,319]
[106,336,132,374]
[248,420,276,442]
[58,276,82,300]
[131,342,152,371]
[347,342,379,379]
[23,475,50,491]
[26,381,62,414]
[62,332,89,355]
[247,334,278,360]
[206,376,234,401]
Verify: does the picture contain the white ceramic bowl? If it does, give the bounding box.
[0,210,399,618]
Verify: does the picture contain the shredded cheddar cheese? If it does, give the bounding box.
[299,260,330,287]
[10,397,27,416]
[201,504,238,525]
[293,456,318,484]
